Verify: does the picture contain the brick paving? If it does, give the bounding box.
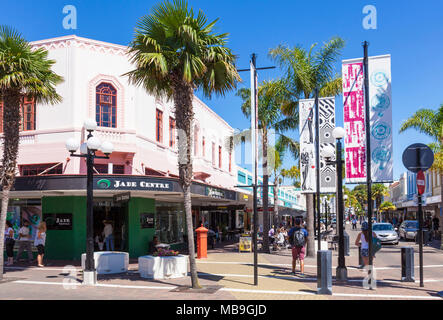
[1,224,442,300]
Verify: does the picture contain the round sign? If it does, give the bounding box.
[402,143,434,173]
[417,170,425,195]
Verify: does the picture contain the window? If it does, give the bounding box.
[169,117,175,148]
[238,172,246,184]
[96,83,117,128]
[156,109,163,143]
[194,126,199,156]
[202,136,205,157]
[94,164,109,174]
[20,163,62,176]
[0,97,36,133]
[229,151,232,172]
[113,165,125,174]
[218,146,222,168]
[155,202,185,244]
[212,142,215,166]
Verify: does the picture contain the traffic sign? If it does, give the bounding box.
[417,170,425,195]
[402,143,434,173]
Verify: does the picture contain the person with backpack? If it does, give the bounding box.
[288,218,308,277]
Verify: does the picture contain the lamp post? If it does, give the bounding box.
[65,119,114,285]
[322,126,347,282]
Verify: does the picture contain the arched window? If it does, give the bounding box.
[96,83,117,128]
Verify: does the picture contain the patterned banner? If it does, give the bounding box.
[299,98,337,193]
[342,55,393,183]
[319,97,337,193]
[368,55,393,182]
[300,99,316,193]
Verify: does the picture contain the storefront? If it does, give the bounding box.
[7,174,241,260]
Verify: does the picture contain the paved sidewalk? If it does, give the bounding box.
[1,226,442,300]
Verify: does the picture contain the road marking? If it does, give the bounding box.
[197,272,443,284]
[4,266,82,272]
[13,280,175,290]
[9,280,442,300]
[196,261,443,270]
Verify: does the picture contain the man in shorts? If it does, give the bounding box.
[288,218,308,277]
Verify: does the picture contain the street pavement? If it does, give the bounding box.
[1,224,442,300]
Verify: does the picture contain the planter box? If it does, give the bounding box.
[138,255,188,280]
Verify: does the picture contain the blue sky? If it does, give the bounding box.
[2,0,443,184]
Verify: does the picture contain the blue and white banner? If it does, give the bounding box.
[368,55,393,183]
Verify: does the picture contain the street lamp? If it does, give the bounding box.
[322,126,347,282]
[65,119,114,285]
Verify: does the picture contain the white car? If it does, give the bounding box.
[372,223,399,245]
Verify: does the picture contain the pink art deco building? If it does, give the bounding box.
[1,35,247,260]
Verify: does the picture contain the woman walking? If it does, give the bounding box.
[4,221,15,266]
[355,221,377,267]
[34,222,47,267]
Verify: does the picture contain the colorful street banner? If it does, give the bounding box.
[342,61,365,183]
[368,55,393,182]
[342,55,393,183]
[299,98,337,194]
[299,99,316,193]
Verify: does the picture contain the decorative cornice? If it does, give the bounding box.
[30,35,129,57]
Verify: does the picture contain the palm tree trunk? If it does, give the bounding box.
[262,131,270,253]
[306,193,315,257]
[0,89,21,280]
[173,79,201,289]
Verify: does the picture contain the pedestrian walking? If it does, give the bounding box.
[15,220,33,263]
[4,220,15,266]
[288,218,308,277]
[432,215,440,240]
[352,218,357,230]
[34,222,47,267]
[103,220,114,251]
[355,221,378,267]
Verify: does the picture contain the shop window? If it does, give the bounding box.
[169,117,175,148]
[96,83,117,128]
[156,109,163,143]
[20,163,62,176]
[155,202,185,244]
[0,97,36,133]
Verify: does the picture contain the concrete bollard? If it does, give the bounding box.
[401,247,415,282]
[317,250,332,295]
[344,232,350,256]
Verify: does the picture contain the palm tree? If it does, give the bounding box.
[269,36,345,257]
[125,0,240,288]
[237,79,298,253]
[379,201,396,222]
[0,26,63,278]
[400,105,443,249]
[268,141,300,228]
[372,184,390,222]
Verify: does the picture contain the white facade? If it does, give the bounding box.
[7,35,235,189]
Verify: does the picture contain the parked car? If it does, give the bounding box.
[399,221,419,241]
[372,223,398,245]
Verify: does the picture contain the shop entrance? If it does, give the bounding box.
[93,199,128,251]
